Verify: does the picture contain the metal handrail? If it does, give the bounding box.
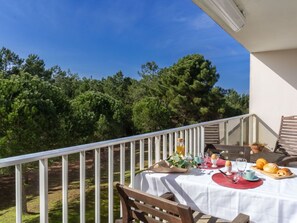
[0,114,253,168]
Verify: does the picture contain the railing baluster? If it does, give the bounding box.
[252,115,258,143]
[148,138,152,167]
[224,121,229,145]
[155,136,160,162]
[162,134,167,159]
[189,128,193,155]
[80,151,86,223]
[197,127,201,154]
[95,148,101,223]
[185,129,189,155]
[108,146,114,223]
[180,130,184,139]
[62,155,68,223]
[130,142,135,188]
[199,126,205,154]
[193,128,197,156]
[15,164,22,223]
[120,143,125,217]
[174,132,178,152]
[240,118,244,146]
[120,144,125,184]
[140,139,144,170]
[169,133,173,155]
[39,159,48,223]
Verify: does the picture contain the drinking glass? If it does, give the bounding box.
[236,158,247,177]
[233,172,240,183]
[185,153,193,163]
[198,152,204,167]
[203,152,209,168]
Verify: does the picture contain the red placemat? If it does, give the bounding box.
[200,158,226,169]
[212,173,263,189]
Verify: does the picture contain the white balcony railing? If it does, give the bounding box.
[0,114,254,223]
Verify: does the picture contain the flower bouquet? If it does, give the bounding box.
[148,153,198,173]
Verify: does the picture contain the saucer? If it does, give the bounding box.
[243,175,260,182]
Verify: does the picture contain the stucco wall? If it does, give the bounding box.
[250,49,297,148]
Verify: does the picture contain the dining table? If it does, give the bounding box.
[134,162,297,223]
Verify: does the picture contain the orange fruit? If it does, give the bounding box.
[256,158,268,170]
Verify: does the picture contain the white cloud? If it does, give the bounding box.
[189,14,216,30]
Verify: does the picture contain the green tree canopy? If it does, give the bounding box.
[0,72,69,158]
[22,54,53,81]
[132,97,171,132]
[0,47,23,76]
[157,54,224,125]
[223,89,249,116]
[70,91,124,143]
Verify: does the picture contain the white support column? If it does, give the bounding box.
[80,151,86,223]
[155,136,160,162]
[240,118,244,146]
[120,143,125,217]
[148,138,152,167]
[224,121,229,145]
[162,134,167,159]
[39,159,48,223]
[185,129,189,155]
[108,146,114,223]
[199,126,205,154]
[169,133,173,155]
[130,142,135,188]
[15,164,22,223]
[62,155,68,223]
[95,148,101,223]
[140,139,144,170]
[193,128,197,156]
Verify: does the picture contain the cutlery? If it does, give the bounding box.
[218,169,227,176]
[207,170,214,175]
[219,169,239,183]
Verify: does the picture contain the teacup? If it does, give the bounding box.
[244,170,255,180]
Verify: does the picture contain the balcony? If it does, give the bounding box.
[1,113,277,223]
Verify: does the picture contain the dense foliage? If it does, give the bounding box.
[0,47,249,158]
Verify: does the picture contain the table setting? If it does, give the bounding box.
[134,152,297,223]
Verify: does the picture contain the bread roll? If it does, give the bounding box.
[277,168,292,176]
[263,163,279,174]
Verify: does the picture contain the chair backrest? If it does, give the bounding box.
[116,183,194,223]
[275,115,297,156]
[204,124,220,145]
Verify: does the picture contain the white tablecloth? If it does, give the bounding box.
[134,164,297,223]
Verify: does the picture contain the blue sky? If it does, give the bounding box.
[0,0,249,93]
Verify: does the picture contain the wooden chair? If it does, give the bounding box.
[206,115,297,166]
[115,183,250,223]
[204,124,220,145]
[250,116,297,165]
[205,144,251,162]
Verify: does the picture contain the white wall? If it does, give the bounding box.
[250,49,297,147]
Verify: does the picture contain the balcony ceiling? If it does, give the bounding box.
[193,0,297,53]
